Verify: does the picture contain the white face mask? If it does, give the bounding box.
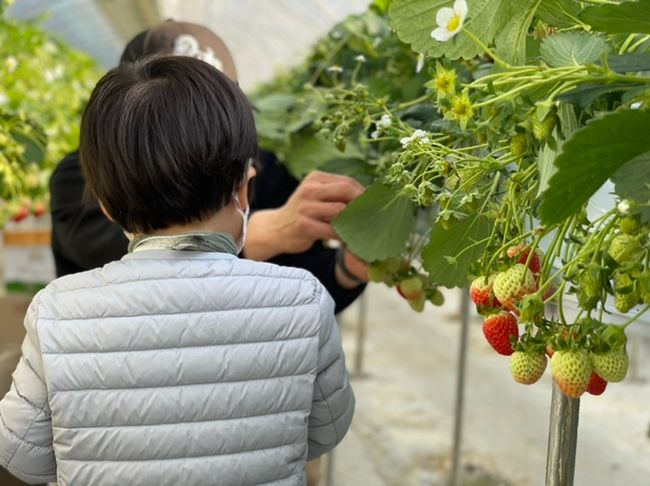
[232,193,249,254]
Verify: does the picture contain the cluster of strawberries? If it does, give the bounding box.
[470,244,628,398]
[9,199,47,223]
[544,331,628,398]
[470,244,540,355]
[368,257,445,312]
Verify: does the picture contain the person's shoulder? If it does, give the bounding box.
[52,150,80,174]
[233,258,328,302]
[50,150,82,186]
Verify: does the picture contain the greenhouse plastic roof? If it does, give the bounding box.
[8,0,370,91]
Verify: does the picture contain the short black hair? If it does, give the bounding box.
[119,30,148,65]
[80,55,257,233]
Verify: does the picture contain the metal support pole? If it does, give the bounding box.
[449,289,470,486]
[545,381,580,486]
[353,292,368,376]
[325,450,335,486]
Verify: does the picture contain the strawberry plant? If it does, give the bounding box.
[254,0,649,397]
[0,3,100,225]
[255,1,650,481]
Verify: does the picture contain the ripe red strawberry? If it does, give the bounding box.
[32,201,47,217]
[12,206,29,223]
[591,348,629,383]
[507,244,541,274]
[397,276,423,300]
[482,311,519,356]
[493,264,537,311]
[551,349,592,398]
[510,351,547,384]
[470,275,499,309]
[586,372,607,396]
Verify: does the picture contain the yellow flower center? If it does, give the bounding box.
[447,15,461,32]
[454,99,469,116]
[436,75,451,92]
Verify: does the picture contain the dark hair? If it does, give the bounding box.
[79,55,257,233]
[119,30,148,65]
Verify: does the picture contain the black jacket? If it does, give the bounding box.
[49,150,364,313]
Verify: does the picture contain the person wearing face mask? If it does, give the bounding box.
[49,20,369,316]
[0,55,355,486]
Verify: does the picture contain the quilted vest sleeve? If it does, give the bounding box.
[0,298,57,483]
[307,287,355,460]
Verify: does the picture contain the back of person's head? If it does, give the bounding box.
[79,55,257,234]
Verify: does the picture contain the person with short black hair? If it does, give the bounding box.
[0,55,354,486]
[49,20,369,315]
[80,55,256,235]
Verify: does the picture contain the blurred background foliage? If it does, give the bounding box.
[0,0,99,225]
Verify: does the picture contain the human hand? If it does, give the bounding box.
[334,247,369,289]
[245,171,364,261]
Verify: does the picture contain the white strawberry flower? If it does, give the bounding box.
[354,55,366,63]
[431,0,468,42]
[377,114,392,128]
[0,92,8,105]
[617,200,632,215]
[400,129,430,147]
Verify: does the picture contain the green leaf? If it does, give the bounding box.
[557,83,635,108]
[611,152,650,223]
[606,52,650,73]
[389,0,514,60]
[540,32,609,68]
[536,0,580,28]
[318,157,374,186]
[539,110,650,225]
[536,143,557,197]
[422,215,491,288]
[558,101,578,139]
[333,180,417,261]
[10,127,46,165]
[581,1,650,35]
[494,0,542,66]
[372,0,392,13]
[537,104,577,197]
[283,133,362,178]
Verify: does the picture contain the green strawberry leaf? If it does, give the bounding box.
[536,0,580,29]
[494,0,542,66]
[540,110,650,225]
[283,133,362,178]
[422,214,492,288]
[389,0,514,60]
[333,180,417,261]
[318,157,374,187]
[581,1,650,35]
[536,143,557,197]
[606,52,650,73]
[611,152,650,223]
[540,31,610,68]
[10,123,47,166]
[557,83,637,109]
